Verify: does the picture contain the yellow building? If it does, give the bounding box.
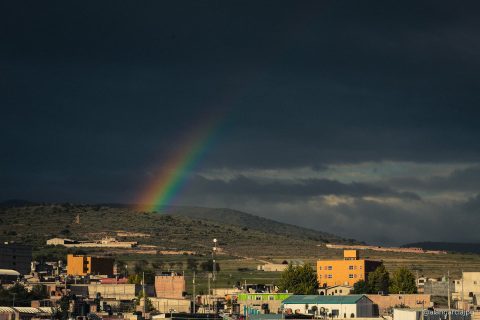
[66,254,114,276]
[317,250,382,287]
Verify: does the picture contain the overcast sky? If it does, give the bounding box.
[2,1,480,245]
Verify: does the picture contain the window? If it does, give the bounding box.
[474,281,477,285]
[328,266,333,270]
[349,266,354,270]
[354,274,357,278]
[319,266,322,270]
[339,290,343,293]
[328,274,333,279]
[256,296,262,301]
[319,275,322,278]
[269,296,274,301]
[349,274,354,279]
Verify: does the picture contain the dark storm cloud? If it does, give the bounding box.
[386,165,480,192]
[1,1,480,244]
[2,0,480,172]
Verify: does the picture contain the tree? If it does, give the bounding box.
[53,294,71,320]
[367,264,390,294]
[135,290,154,312]
[352,280,370,294]
[0,283,48,307]
[187,258,198,271]
[278,264,319,294]
[390,267,417,294]
[200,259,220,272]
[176,261,184,270]
[134,260,149,274]
[127,269,155,285]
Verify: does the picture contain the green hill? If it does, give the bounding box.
[0,202,352,259]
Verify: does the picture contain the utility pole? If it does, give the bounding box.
[212,238,217,314]
[461,269,464,310]
[192,271,196,314]
[207,273,211,313]
[142,272,146,317]
[447,270,452,320]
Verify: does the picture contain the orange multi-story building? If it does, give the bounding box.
[66,254,114,276]
[317,250,382,287]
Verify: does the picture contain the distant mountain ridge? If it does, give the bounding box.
[403,242,480,255]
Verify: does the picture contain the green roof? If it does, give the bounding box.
[282,295,367,305]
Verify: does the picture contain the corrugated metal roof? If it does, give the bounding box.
[38,307,54,314]
[282,295,366,305]
[13,307,42,314]
[0,269,20,276]
[249,314,284,320]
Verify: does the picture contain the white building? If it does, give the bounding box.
[282,295,374,318]
[318,285,354,296]
[453,272,480,310]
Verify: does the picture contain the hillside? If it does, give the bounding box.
[403,242,480,255]
[0,202,350,259]
[163,206,352,244]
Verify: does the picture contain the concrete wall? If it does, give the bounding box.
[284,303,358,318]
[366,294,431,315]
[149,298,190,313]
[424,281,449,297]
[155,274,186,299]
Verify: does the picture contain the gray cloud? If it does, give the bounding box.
[184,175,421,201]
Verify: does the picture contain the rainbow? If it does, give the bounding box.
[136,115,223,212]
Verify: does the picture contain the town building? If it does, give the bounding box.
[423,278,449,297]
[316,250,382,287]
[0,242,32,275]
[154,272,186,299]
[366,294,432,315]
[70,283,155,300]
[46,237,137,248]
[66,254,114,276]
[282,295,374,318]
[453,272,480,310]
[394,308,472,320]
[257,264,289,272]
[318,285,353,296]
[0,307,53,320]
[237,293,292,315]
